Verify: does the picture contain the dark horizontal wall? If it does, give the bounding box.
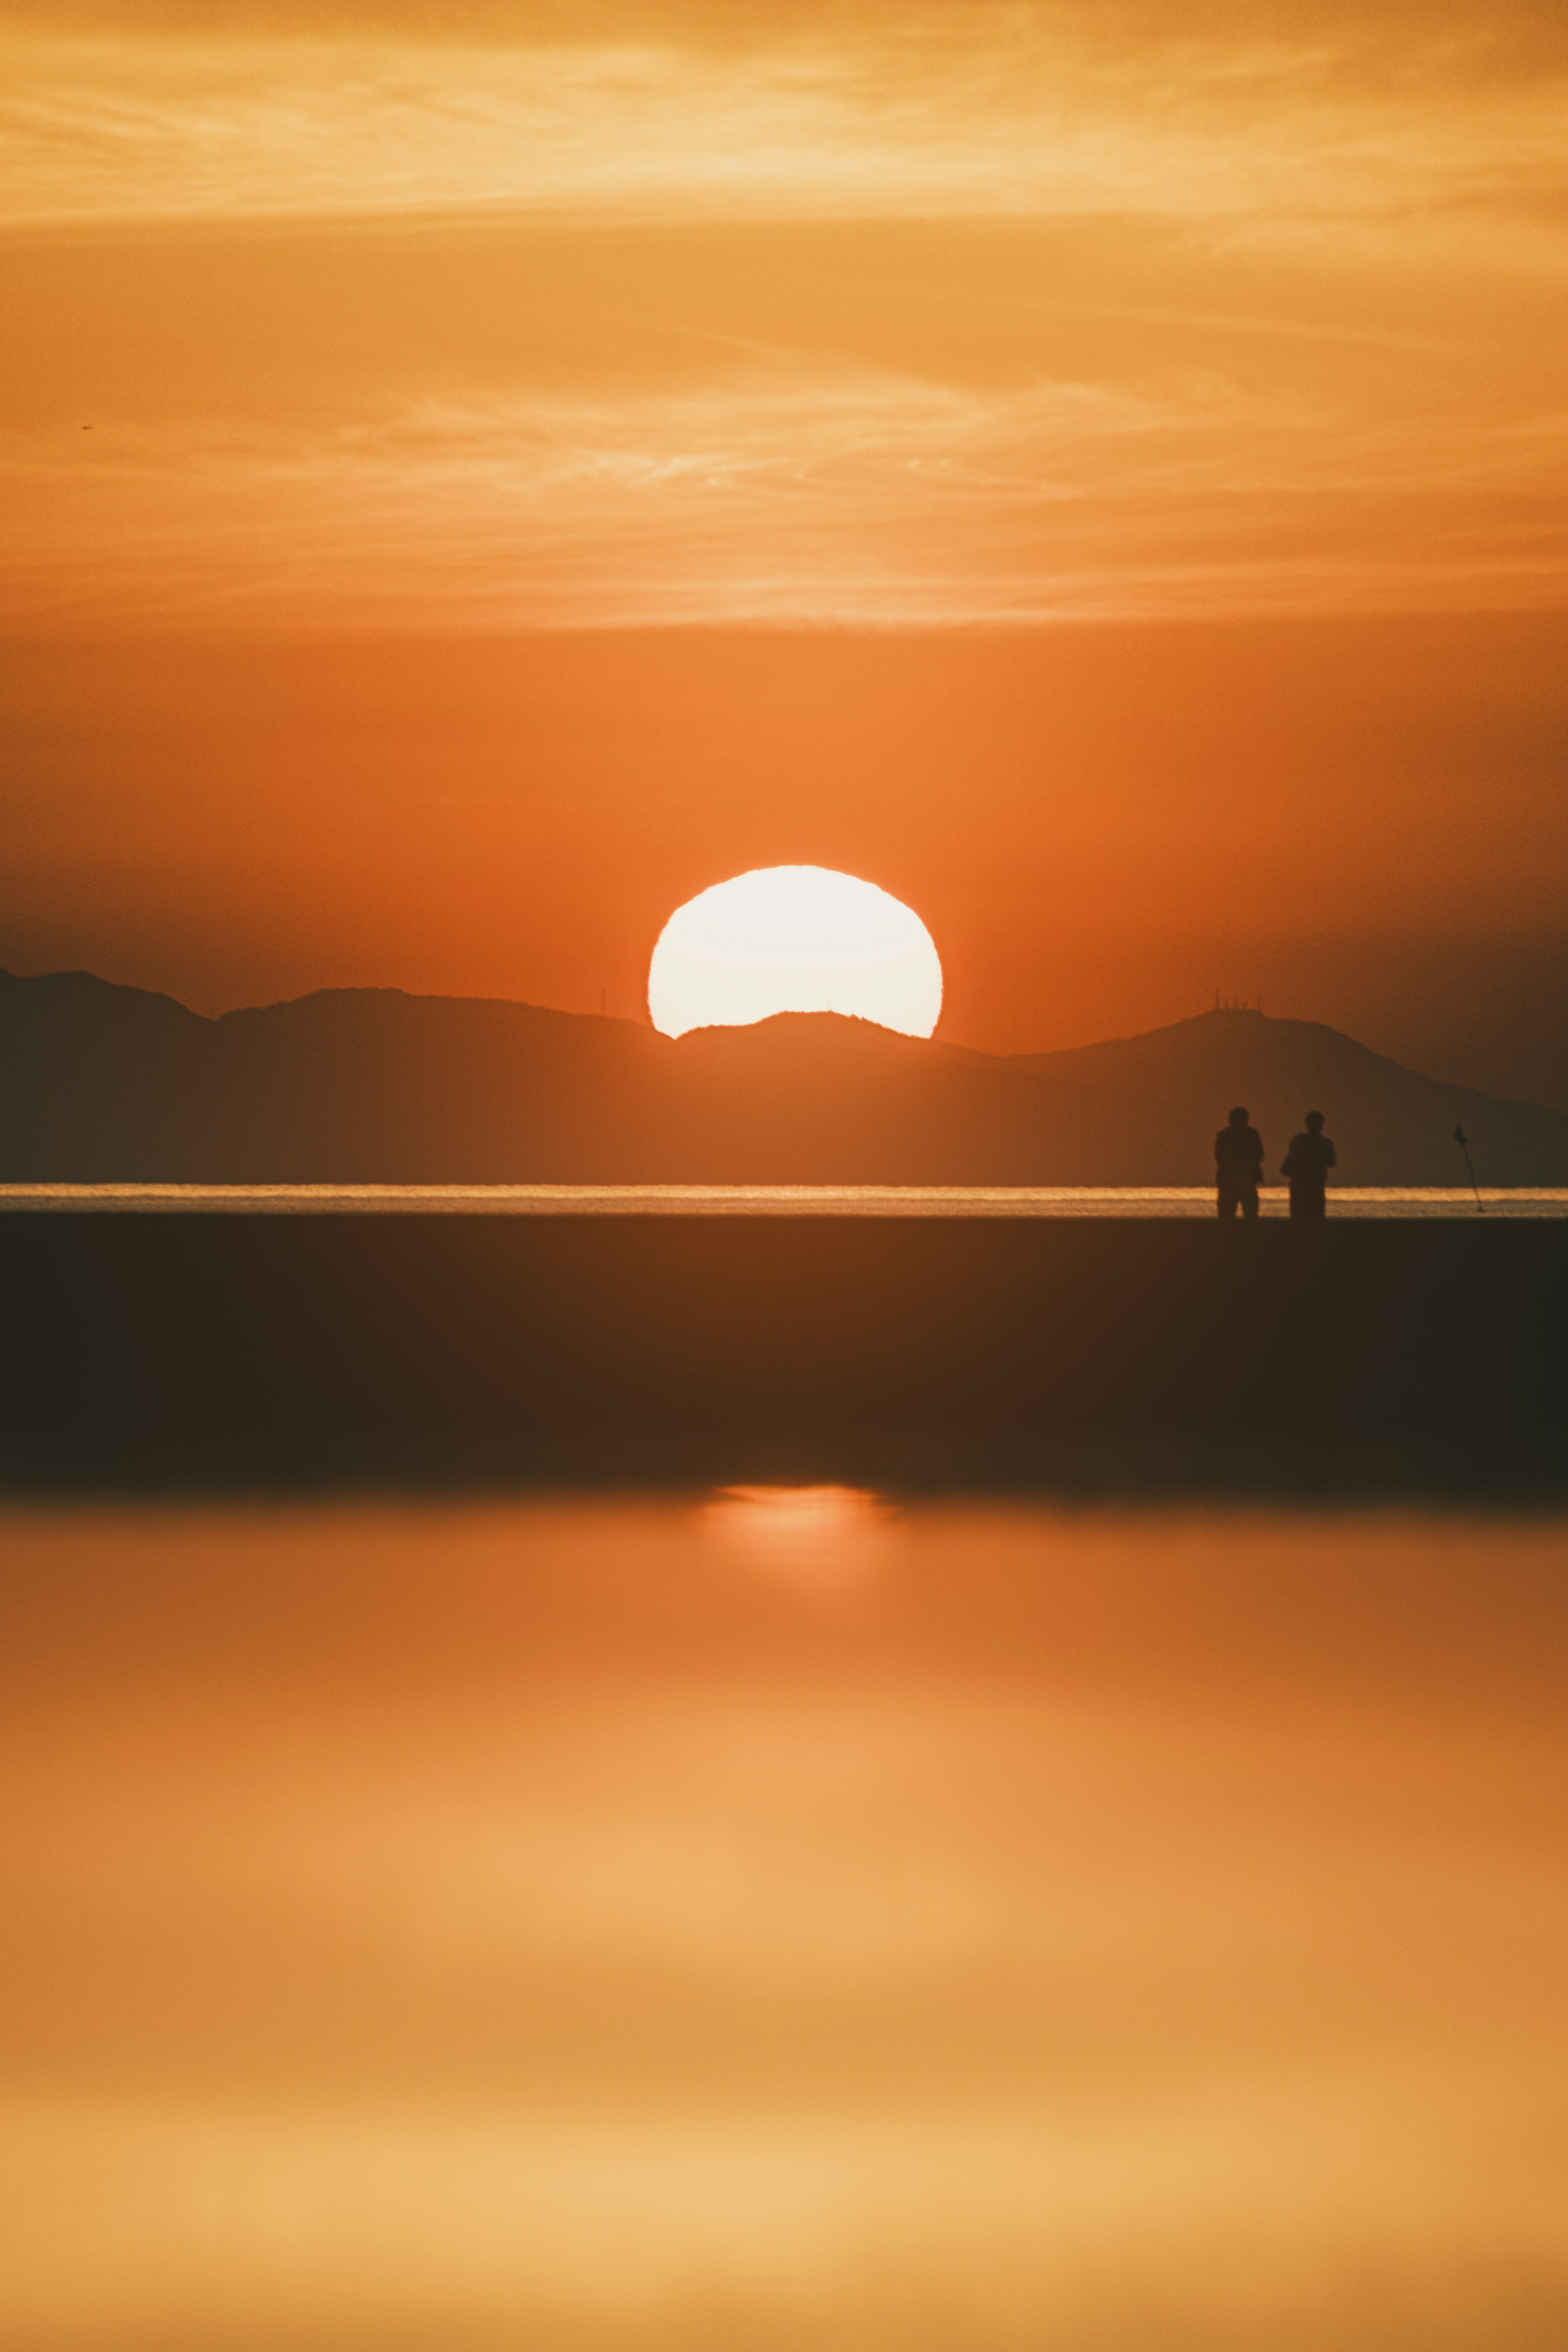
[3,1216,1565,1496]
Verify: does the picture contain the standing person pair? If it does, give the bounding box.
[1214,1107,1336,1218]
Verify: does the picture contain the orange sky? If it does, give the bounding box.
[2,1,1566,1096]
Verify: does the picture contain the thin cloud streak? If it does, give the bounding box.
[5,372,1564,631]
[4,2,1564,630]
[2,24,1564,261]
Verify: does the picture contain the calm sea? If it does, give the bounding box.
[4,1182,1566,1216]
[2,1490,1566,2350]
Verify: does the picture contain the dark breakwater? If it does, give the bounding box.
[3,1214,1565,1494]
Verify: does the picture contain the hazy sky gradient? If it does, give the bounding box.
[2,0,1565,1088]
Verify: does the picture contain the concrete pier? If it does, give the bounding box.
[4,1215,1565,1494]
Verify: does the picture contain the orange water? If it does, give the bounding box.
[4,1184,1567,1214]
[2,1494,1565,2349]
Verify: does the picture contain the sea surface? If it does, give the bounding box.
[4,1182,1566,1216]
[2,1491,1566,2351]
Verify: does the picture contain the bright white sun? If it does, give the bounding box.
[648,865,943,1040]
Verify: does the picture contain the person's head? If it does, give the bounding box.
[1228,1106,1250,1127]
[1305,1110,1325,1132]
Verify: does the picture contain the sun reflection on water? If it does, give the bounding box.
[704,1483,891,1585]
[0,1497,1565,2350]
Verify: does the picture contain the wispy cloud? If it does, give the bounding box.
[3,1,1564,629]
[6,368,1563,630]
[1,18,1564,256]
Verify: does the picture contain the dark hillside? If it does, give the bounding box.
[0,970,213,1174]
[209,990,675,1181]
[1022,1007,1567,1187]
[660,1015,1129,1183]
[4,971,1566,1185]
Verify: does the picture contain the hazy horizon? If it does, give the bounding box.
[8,951,1568,1117]
[4,0,1566,1109]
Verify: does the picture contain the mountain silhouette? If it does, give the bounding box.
[3,970,1566,1186]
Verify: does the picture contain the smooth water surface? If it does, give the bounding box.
[2,1494,1566,2350]
[4,1183,1566,1215]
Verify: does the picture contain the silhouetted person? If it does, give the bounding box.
[1281,1110,1336,1217]
[1215,1105,1265,1218]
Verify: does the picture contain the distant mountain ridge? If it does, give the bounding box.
[4,968,1566,1187]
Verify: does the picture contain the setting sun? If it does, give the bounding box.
[647,865,943,1040]
[4,4,1568,2346]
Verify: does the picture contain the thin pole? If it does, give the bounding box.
[1454,1125,1484,1214]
